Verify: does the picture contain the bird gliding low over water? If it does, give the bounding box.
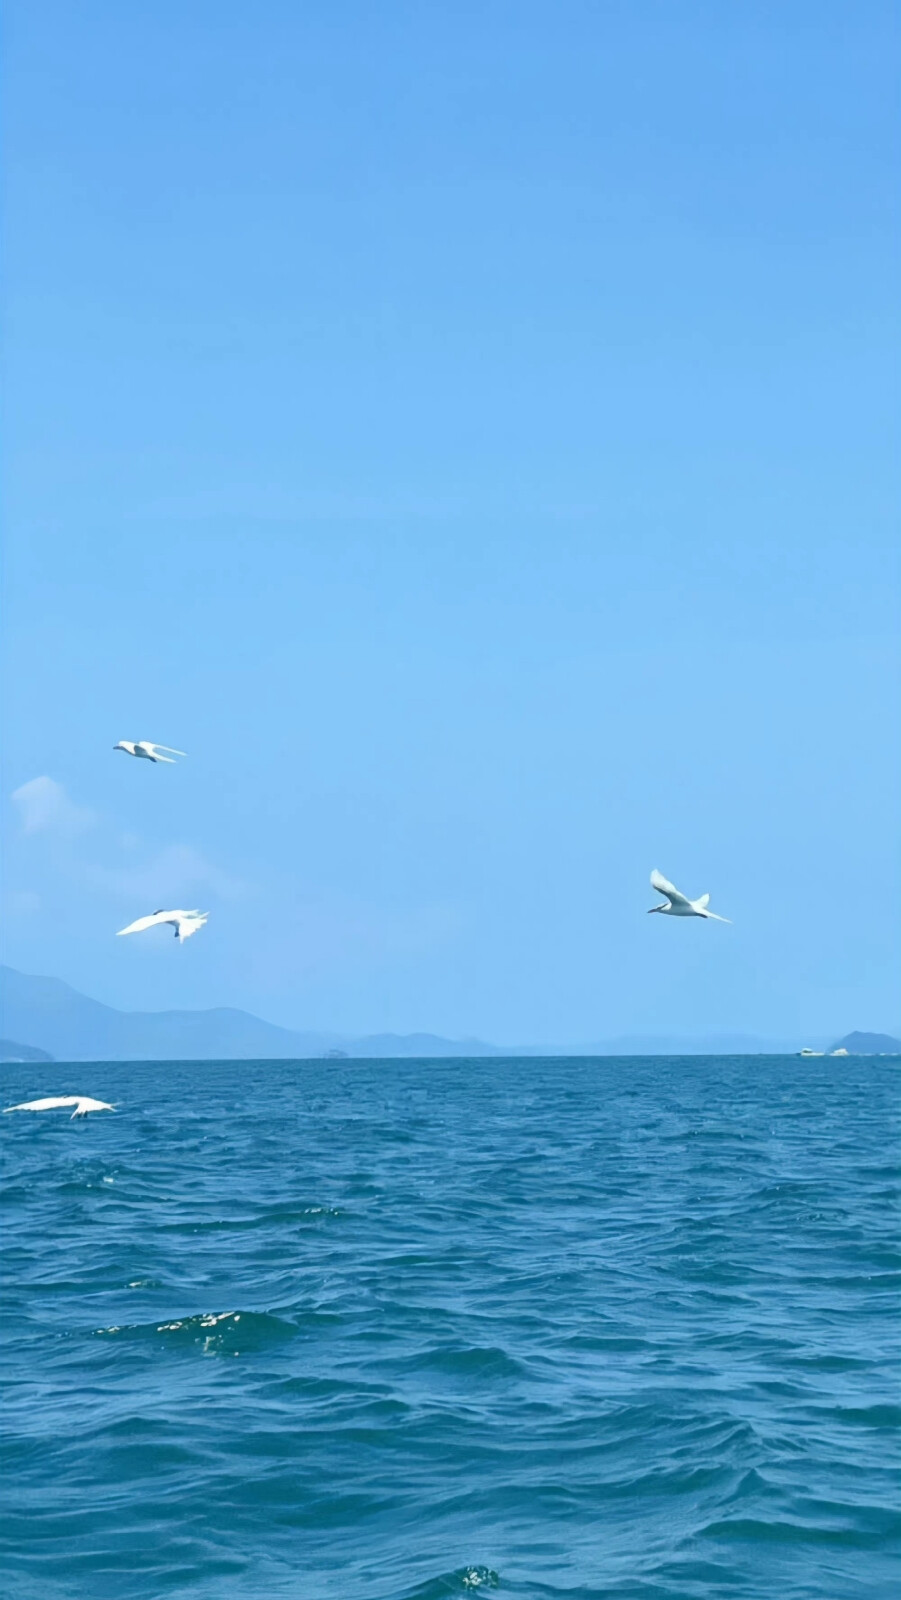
[648,869,731,922]
[3,1097,116,1119]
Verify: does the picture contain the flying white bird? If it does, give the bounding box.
[117,909,208,943]
[114,741,186,764]
[3,1096,116,1118]
[648,869,731,922]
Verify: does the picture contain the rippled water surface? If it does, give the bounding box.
[1,1055,899,1599]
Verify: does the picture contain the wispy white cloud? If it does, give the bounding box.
[9,779,242,907]
[83,843,243,904]
[11,777,96,837]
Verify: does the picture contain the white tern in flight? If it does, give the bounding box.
[114,741,185,764]
[4,1096,116,1118]
[117,909,208,943]
[647,869,731,922]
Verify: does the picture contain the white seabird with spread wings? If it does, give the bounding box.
[114,741,186,764]
[117,909,208,943]
[647,870,731,922]
[3,1096,115,1118]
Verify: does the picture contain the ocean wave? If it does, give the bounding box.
[3,1053,899,1600]
[404,1567,500,1598]
[93,1309,296,1353]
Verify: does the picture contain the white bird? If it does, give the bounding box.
[117,909,208,943]
[647,869,731,922]
[114,741,186,764]
[3,1096,116,1118]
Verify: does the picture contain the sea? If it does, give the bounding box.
[1,1054,899,1600]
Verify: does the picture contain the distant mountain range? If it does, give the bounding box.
[0,967,508,1062]
[1,966,897,1063]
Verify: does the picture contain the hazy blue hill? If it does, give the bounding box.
[343,1032,503,1059]
[0,967,334,1062]
[582,1031,815,1055]
[0,967,504,1062]
[831,1030,901,1055]
[0,1038,55,1063]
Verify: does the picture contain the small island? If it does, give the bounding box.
[799,1032,900,1058]
[831,1031,901,1055]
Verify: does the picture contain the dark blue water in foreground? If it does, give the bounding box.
[1,1056,899,1600]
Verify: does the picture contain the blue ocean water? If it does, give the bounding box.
[1,1055,899,1600]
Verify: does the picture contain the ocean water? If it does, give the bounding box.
[1,1055,899,1600]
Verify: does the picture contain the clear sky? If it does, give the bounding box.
[3,1,899,1045]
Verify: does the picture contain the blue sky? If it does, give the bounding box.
[3,1,899,1044]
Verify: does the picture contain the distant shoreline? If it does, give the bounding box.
[2,966,898,1065]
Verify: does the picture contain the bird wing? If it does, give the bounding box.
[145,743,185,759]
[650,869,690,907]
[176,913,208,942]
[4,1096,80,1113]
[71,1098,115,1115]
[136,742,173,762]
[694,894,710,909]
[117,911,173,936]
